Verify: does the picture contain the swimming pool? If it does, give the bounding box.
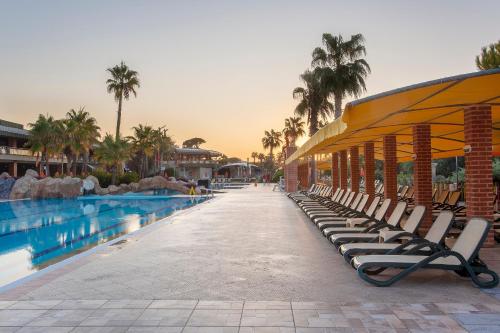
[0,190,208,287]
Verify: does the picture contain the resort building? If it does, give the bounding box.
[163,147,222,180]
[217,162,261,180]
[0,119,36,177]
[284,69,500,247]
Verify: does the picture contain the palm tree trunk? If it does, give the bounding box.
[112,165,117,185]
[83,151,89,174]
[45,151,51,177]
[334,93,342,119]
[309,112,318,136]
[115,94,123,141]
[72,154,78,176]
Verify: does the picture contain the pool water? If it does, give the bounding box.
[0,190,208,287]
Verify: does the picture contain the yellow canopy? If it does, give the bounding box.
[286,69,500,165]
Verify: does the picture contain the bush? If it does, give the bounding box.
[272,169,284,182]
[91,169,112,188]
[119,171,140,184]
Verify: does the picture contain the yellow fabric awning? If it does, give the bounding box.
[286,69,500,165]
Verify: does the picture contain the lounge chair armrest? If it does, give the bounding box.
[384,231,414,243]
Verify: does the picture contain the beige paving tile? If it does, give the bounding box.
[16,327,74,333]
[127,327,183,333]
[182,327,239,333]
[196,301,243,310]
[80,308,145,326]
[241,309,294,327]
[72,327,130,333]
[0,309,48,326]
[133,309,191,327]
[25,309,94,327]
[293,309,349,328]
[244,302,291,310]
[187,309,241,326]
[54,300,107,310]
[8,300,62,310]
[101,300,152,309]
[239,328,295,333]
[148,300,197,309]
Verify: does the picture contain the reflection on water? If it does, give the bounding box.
[0,193,206,287]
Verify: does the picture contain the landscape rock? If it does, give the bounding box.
[25,169,39,178]
[107,185,122,195]
[119,183,131,193]
[30,176,82,199]
[129,182,139,192]
[9,175,38,199]
[95,187,109,195]
[137,176,169,191]
[0,177,16,199]
[0,172,10,179]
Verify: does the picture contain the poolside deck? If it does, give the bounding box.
[1,185,500,331]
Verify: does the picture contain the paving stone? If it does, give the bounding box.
[80,308,145,326]
[244,302,291,310]
[8,300,62,310]
[0,302,16,310]
[148,300,197,309]
[0,328,19,333]
[101,300,152,309]
[239,328,295,333]
[72,328,130,333]
[126,328,182,333]
[240,309,294,327]
[293,309,349,328]
[196,301,243,310]
[54,300,107,310]
[16,327,73,333]
[187,309,241,326]
[453,313,500,325]
[0,309,47,326]
[292,302,338,310]
[25,309,94,327]
[133,309,191,326]
[183,327,239,333]
[295,329,357,333]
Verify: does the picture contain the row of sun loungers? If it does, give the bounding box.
[288,184,499,288]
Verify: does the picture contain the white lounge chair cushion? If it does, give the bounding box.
[346,218,369,227]
[329,232,379,242]
[315,216,347,223]
[339,243,429,255]
[317,221,348,229]
[323,227,365,236]
[352,254,461,269]
[378,230,411,242]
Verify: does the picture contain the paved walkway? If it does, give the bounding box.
[0,185,499,332]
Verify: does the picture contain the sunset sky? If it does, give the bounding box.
[0,0,498,159]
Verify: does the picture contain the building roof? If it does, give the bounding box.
[175,147,221,157]
[0,121,30,139]
[286,69,500,165]
[218,162,260,169]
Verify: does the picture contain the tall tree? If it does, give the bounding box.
[251,152,258,164]
[258,153,266,165]
[106,61,140,140]
[182,137,206,148]
[312,33,370,119]
[27,114,61,177]
[283,116,306,148]
[476,41,500,70]
[152,127,175,175]
[128,124,156,178]
[64,108,100,175]
[262,129,283,160]
[94,134,131,185]
[293,68,333,136]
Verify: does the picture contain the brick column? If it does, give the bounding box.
[284,146,298,192]
[383,135,398,213]
[350,146,360,193]
[339,150,348,190]
[413,124,433,234]
[364,142,375,198]
[464,105,494,247]
[8,162,18,178]
[331,152,339,190]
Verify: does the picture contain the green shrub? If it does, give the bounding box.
[91,169,112,188]
[272,169,284,182]
[119,171,140,184]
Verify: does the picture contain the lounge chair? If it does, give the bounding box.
[306,192,359,219]
[328,201,408,247]
[352,218,499,288]
[316,195,379,231]
[322,198,392,238]
[340,210,454,262]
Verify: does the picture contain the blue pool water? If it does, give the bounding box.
[0,190,208,287]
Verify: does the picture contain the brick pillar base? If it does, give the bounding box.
[331,152,339,190]
[298,163,309,190]
[464,105,494,247]
[284,146,298,192]
[350,146,360,193]
[413,124,433,234]
[364,142,375,199]
[8,162,17,178]
[383,135,398,213]
[340,150,348,190]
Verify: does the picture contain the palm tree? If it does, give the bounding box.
[476,41,500,70]
[27,114,61,177]
[106,61,140,140]
[128,124,155,178]
[283,117,306,148]
[251,152,258,164]
[262,129,283,161]
[257,153,266,166]
[312,33,370,119]
[64,108,100,175]
[152,127,175,175]
[94,134,131,185]
[293,68,333,136]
